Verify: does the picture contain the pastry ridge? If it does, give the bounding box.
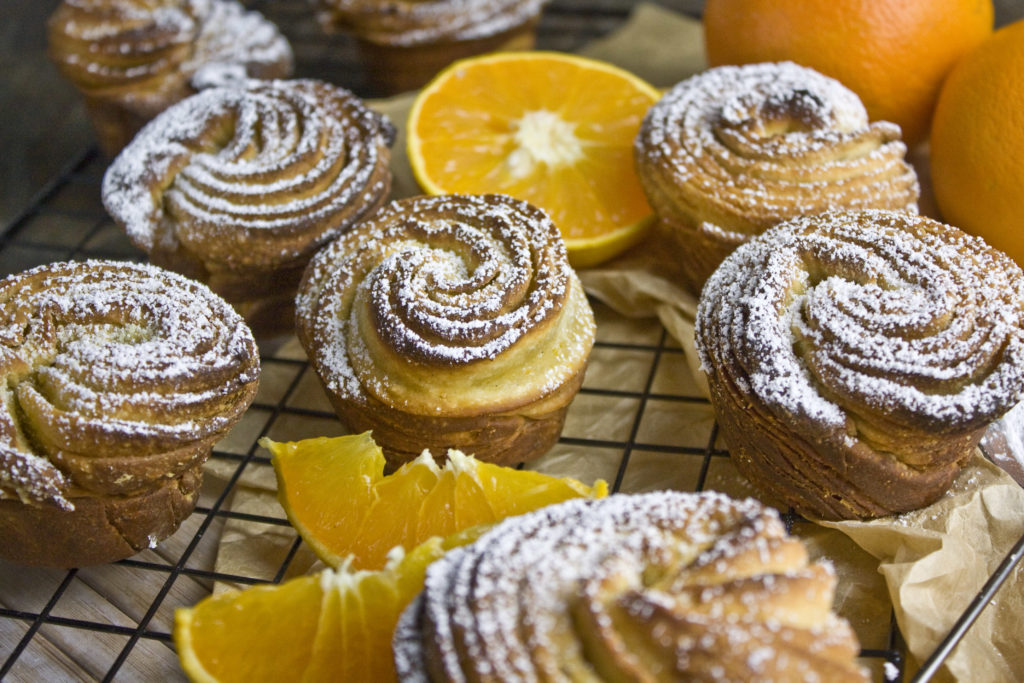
[296,193,594,467]
[318,0,548,47]
[0,260,260,566]
[696,209,1024,519]
[102,78,394,335]
[47,0,294,154]
[317,0,548,93]
[394,491,868,681]
[634,61,920,294]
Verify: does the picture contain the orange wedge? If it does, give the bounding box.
[175,533,477,683]
[263,433,608,570]
[262,432,385,567]
[407,51,661,267]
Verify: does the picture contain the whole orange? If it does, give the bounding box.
[930,19,1024,269]
[702,0,994,146]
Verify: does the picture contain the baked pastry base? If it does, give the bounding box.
[658,216,745,296]
[710,374,980,520]
[354,18,538,94]
[320,364,585,469]
[0,466,201,568]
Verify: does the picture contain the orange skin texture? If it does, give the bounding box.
[703,0,994,146]
[930,18,1024,269]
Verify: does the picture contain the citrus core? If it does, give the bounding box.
[407,51,661,267]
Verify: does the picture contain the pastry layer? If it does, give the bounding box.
[319,0,548,47]
[696,209,1024,519]
[48,0,293,112]
[635,61,919,293]
[102,79,394,328]
[297,193,594,466]
[0,260,260,566]
[395,491,867,681]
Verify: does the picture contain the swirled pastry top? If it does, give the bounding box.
[48,0,293,105]
[394,490,867,681]
[635,62,920,242]
[102,79,395,271]
[697,210,1024,444]
[319,0,548,47]
[296,193,595,417]
[0,260,259,511]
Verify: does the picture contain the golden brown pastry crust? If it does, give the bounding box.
[0,466,201,569]
[296,193,595,468]
[634,62,920,295]
[102,78,394,336]
[394,491,868,681]
[317,0,547,93]
[0,260,260,567]
[319,0,546,47]
[47,0,293,154]
[696,209,1024,520]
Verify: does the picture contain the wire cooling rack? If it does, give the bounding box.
[1,1,1020,681]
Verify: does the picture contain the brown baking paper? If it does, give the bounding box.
[207,5,1024,680]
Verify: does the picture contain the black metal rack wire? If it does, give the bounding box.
[1,2,1021,681]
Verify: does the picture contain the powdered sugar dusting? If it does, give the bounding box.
[321,0,548,47]
[102,78,394,271]
[635,62,920,239]
[697,208,1024,441]
[188,0,294,87]
[296,193,595,415]
[0,260,259,509]
[48,0,292,100]
[393,491,866,680]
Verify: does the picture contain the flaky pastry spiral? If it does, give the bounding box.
[394,491,867,682]
[48,0,293,153]
[296,193,595,467]
[0,260,259,566]
[696,209,1024,520]
[318,0,547,46]
[635,62,920,294]
[103,78,394,333]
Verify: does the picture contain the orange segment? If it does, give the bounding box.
[416,465,460,541]
[303,578,345,683]
[265,432,385,568]
[175,536,454,683]
[453,466,498,530]
[351,572,402,668]
[407,51,662,267]
[263,433,607,570]
[179,432,605,683]
[478,461,610,516]
[175,573,323,683]
[348,454,442,569]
